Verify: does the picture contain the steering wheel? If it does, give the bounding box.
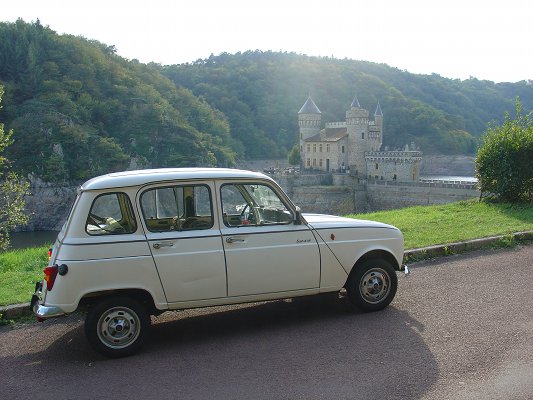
[240,204,251,217]
[240,204,260,225]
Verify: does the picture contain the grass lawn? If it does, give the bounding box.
[0,246,49,307]
[1,200,532,307]
[346,200,533,249]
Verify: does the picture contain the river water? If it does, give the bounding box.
[8,231,59,250]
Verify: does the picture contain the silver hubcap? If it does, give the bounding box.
[359,268,391,304]
[97,306,141,349]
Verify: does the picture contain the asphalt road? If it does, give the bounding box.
[1,245,532,400]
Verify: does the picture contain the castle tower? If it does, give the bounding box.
[298,96,322,163]
[346,95,370,176]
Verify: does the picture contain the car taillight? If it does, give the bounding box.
[44,265,58,291]
[48,248,52,261]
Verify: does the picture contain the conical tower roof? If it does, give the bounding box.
[298,96,321,114]
[374,101,383,116]
[351,96,361,108]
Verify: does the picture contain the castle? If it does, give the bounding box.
[298,96,422,182]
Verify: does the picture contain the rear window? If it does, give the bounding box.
[86,192,137,235]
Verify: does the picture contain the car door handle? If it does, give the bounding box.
[153,242,174,249]
[226,237,245,243]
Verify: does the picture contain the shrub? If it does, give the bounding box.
[475,99,533,202]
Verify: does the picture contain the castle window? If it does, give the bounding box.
[306,144,310,153]
[375,163,379,170]
[326,144,330,152]
[342,145,345,153]
[319,159,323,168]
[306,158,311,167]
[362,132,365,139]
[313,158,317,167]
[319,144,323,153]
[313,144,317,153]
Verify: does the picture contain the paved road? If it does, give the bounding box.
[1,245,532,400]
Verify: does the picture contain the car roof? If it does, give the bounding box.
[80,168,272,191]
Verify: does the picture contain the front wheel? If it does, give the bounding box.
[346,258,398,312]
[85,296,151,358]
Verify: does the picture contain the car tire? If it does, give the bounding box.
[85,296,151,358]
[346,258,398,312]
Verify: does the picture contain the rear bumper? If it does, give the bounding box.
[33,302,66,321]
[31,281,66,321]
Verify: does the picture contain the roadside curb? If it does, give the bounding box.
[0,303,31,320]
[404,230,533,261]
[2,230,532,320]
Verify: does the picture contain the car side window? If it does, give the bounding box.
[141,185,213,232]
[221,183,293,227]
[86,192,137,235]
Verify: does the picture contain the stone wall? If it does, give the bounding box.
[365,181,480,211]
[275,174,480,215]
[291,186,356,215]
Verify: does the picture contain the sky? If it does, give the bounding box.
[3,0,532,83]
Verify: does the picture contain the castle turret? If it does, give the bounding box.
[298,96,322,164]
[298,96,321,137]
[372,101,383,151]
[346,95,370,176]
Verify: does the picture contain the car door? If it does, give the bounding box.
[217,181,320,297]
[139,181,227,304]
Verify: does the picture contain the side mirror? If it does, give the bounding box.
[294,206,302,225]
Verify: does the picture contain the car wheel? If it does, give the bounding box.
[346,258,398,312]
[85,296,151,358]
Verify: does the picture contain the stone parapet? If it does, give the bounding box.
[365,151,422,163]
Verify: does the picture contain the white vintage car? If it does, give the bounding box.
[32,168,407,357]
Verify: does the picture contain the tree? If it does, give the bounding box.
[475,99,533,202]
[0,84,29,250]
[287,144,301,166]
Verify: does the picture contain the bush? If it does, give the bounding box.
[475,99,533,202]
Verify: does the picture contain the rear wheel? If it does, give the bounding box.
[346,258,398,312]
[85,296,151,358]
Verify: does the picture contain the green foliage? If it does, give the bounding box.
[475,99,533,202]
[287,144,301,166]
[0,84,29,250]
[0,20,236,181]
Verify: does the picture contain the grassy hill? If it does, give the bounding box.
[1,20,532,182]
